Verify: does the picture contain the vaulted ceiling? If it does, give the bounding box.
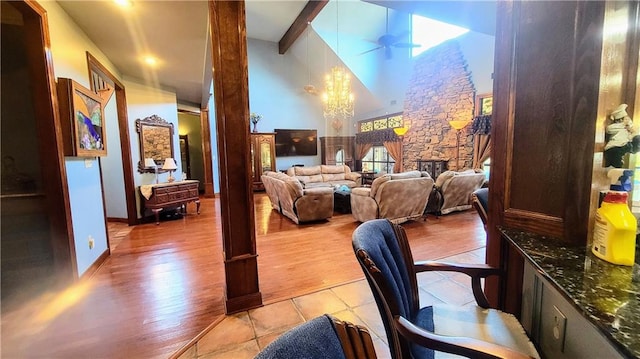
[56,1,495,109]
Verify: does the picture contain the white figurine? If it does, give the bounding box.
[604,104,638,168]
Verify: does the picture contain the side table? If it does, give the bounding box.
[334,190,351,214]
[360,172,376,187]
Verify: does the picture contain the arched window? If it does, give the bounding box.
[335,148,345,166]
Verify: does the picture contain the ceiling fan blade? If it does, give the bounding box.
[358,46,383,55]
[393,42,422,48]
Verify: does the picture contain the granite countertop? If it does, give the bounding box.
[500,228,640,358]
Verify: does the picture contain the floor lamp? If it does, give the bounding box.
[448,120,471,171]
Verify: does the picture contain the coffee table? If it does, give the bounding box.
[333,190,351,214]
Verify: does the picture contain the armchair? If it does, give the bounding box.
[350,171,434,224]
[352,219,539,359]
[472,187,489,232]
[255,314,377,359]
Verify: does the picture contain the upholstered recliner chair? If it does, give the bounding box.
[262,171,334,224]
[255,314,376,359]
[350,171,434,224]
[436,169,486,215]
[352,219,539,359]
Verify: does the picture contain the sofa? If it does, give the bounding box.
[261,171,334,224]
[435,169,487,215]
[286,165,361,189]
[350,171,434,224]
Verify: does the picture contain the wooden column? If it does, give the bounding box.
[208,0,262,313]
[200,108,215,198]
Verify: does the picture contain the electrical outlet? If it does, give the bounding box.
[88,236,95,250]
[551,305,567,353]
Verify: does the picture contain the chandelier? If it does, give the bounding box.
[322,66,354,131]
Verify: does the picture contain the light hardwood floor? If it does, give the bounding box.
[1,193,485,358]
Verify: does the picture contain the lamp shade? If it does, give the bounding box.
[448,120,471,130]
[144,158,157,168]
[393,126,410,136]
[162,158,177,170]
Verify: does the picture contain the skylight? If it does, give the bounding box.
[411,15,469,57]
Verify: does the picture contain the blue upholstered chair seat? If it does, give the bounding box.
[255,315,345,359]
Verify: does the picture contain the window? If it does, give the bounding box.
[482,158,491,181]
[411,15,469,58]
[361,146,395,174]
[335,148,345,166]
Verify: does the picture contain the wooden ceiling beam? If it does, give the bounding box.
[278,0,329,54]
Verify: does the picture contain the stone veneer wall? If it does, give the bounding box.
[402,40,476,172]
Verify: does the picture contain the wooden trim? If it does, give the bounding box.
[624,1,639,115]
[18,0,77,281]
[168,315,226,359]
[86,52,137,226]
[209,0,262,313]
[79,248,110,280]
[200,109,215,198]
[485,0,513,308]
[278,0,329,54]
[503,209,564,239]
[106,217,128,223]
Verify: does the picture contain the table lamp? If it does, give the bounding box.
[144,158,159,184]
[162,158,178,182]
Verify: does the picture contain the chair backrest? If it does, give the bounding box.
[352,219,419,359]
[471,187,489,230]
[255,314,376,359]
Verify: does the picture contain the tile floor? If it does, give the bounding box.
[176,247,486,359]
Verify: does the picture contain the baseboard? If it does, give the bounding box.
[106,217,128,223]
[80,248,110,280]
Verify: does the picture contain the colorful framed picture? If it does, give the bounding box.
[475,93,493,116]
[57,77,107,157]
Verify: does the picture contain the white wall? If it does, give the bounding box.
[124,78,181,216]
[457,32,495,95]
[42,0,120,276]
[247,38,327,170]
[101,97,127,219]
[40,1,182,274]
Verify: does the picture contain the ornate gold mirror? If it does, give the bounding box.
[136,115,174,173]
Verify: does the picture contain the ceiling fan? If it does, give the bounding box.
[360,8,421,60]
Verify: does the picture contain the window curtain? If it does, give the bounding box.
[383,141,403,173]
[471,115,491,169]
[355,143,372,161]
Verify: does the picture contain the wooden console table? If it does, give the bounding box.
[141,180,200,224]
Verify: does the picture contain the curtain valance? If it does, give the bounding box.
[472,114,491,135]
[355,129,399,144]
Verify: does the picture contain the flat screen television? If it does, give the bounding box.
[275,129,318,157]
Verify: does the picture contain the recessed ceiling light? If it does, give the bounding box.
[114,0,132,8]
[143,56,158,66]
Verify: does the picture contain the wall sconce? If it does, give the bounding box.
[144,158,158,184]
[448,119,471,170]
[162,158,178,182]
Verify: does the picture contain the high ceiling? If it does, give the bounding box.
[57,0,495,109]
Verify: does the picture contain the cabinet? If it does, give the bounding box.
[250,133,276,191]
[521,262,622,358]
[141,180,200,224]
[416,159,448,179]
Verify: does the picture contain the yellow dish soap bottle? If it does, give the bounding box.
[592,191,636,266]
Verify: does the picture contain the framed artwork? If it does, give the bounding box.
[475,93,493,116]
[57,78,107,157]
[136,115,175,173]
